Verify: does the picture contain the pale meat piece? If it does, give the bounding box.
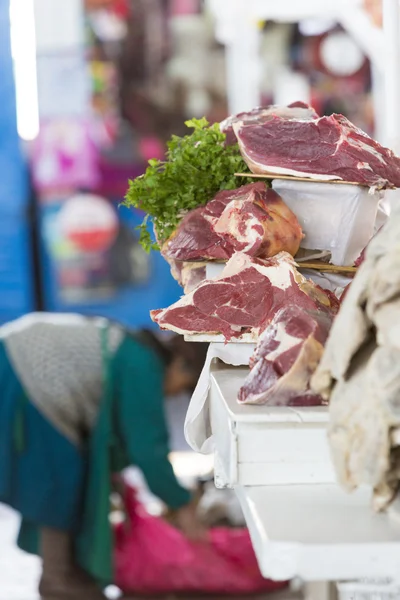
[180,262,206,293]
[151,251,339,341]
[162,183,303,263]
[233,114,400,188]
[312,204,400,510]
[238,306,335,406]
[168,259,207,293]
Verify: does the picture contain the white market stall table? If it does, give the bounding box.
[236,485,400,582]
[208,362,400,587]
[209,363,335,488]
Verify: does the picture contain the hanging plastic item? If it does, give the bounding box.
[114,485,288,596]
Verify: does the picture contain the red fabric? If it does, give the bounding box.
[114,486,288,595]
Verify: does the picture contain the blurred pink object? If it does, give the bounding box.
[139,136,165,161]
[170,0,199,16]
[114,484,288,595]
[31,119,100,193]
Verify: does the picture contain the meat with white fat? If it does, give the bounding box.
[220,101,318,145]
[151,251,339,341]
[238,306,334,406]
[233,113,400,188]
[162,183,303,263]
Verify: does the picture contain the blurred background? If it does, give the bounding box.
[1,0,382,329]
[0,0,386,598]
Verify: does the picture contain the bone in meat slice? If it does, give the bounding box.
[151,251,339,340]
[238,306,334,406]
[162,183,303,263]
[233,113,400,188]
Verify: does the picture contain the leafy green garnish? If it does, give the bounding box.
[124,117,252,251]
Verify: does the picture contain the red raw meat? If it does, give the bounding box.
[220,102,318,145]
[162,182,303,262]
[238,306,334,406]
[234,113,400,188]
[151,252,339,340]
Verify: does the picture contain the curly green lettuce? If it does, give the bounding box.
[124,117,252,251]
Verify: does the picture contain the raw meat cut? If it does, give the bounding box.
[311,205,400,511]
[220,102,318,145]
[151,251,339,340]
[238,306,334,406]
[162,182,303,262]
[234,113,400,188]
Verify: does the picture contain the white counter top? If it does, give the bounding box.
[211,362,329,423]
[236,484,400,583]
[206,363,400,583]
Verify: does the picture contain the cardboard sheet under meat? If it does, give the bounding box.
[272,180,384,266]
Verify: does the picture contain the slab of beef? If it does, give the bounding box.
[238,306,334,406]
[151,251,339,340]
[234,113,400,188]
[162,182,303,263]
[220,102,318,145]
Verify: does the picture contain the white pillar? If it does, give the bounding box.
[371,64,386,144]
[33,0,85,53]
[210,0,261,115]
[225,19,261,115]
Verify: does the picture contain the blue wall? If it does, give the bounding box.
[0,0,34,322]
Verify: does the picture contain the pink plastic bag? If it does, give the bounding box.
[114,486,287,595]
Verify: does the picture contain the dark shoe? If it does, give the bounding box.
[39,527,106,600]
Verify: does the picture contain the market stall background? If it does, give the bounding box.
[0,0,386,327]
[2,0,400,599]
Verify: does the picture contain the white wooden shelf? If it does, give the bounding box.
[209,363,335,487]
[205,363,400,584]
[236,484,400,583]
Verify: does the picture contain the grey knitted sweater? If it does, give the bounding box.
[1,313,124,444]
